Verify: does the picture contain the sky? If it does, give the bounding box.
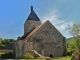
[0,0,80,39]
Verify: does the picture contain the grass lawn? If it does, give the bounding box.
[53,57,71,60]
[20,58,46,60]
[20,57,71,60]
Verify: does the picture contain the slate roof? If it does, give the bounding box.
[26,6,40,21]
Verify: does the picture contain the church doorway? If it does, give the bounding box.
[49,54,54,58]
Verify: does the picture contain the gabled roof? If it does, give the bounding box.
[20,20,64,39]
[26,6,40,21]
[26,23,43,38]
[26,21,50,38]
[20,27,35,40]
[26,20,64,38]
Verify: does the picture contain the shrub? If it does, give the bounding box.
[1,52,14,59]
[71,52,80,60]
[25,52,34,59]
[66,51,73,56]
[71,53,75,60]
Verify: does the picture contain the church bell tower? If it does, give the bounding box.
[24,6,41,35]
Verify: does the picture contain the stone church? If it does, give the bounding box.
[14,6,66,58]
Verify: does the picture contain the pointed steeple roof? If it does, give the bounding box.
[27,6,40,21]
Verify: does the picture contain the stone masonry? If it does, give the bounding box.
[14,6,66,58]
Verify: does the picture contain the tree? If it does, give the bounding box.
[9,39,15,43]
[3,39,10,46]
[69,23,80,51]
[69,23,80,60]
[67,38,76,52]
[69,23,80,37]
[0,38,3,46]
[0,38,15,49]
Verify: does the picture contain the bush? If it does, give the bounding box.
[25,52,34,59]
[66,51,73,56]
[1,52,14,59]
[71,52,80,60]
[71,53,75,60]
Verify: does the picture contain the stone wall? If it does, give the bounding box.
[15,39,34,58]
[30,21,65,57]
[15,40,27,58]
[15,21,66,58]
[24,20,41,35]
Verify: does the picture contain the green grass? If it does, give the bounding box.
[20,57,71,60]
[53,57,71,60]
[20,58,46,60]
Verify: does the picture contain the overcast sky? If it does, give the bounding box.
[0,0,80,39]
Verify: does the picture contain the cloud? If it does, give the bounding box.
[57,22,73,31]
[39,7,73,37]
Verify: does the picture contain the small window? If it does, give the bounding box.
[50,27,51,29]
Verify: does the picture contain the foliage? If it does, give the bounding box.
[71,46,80,60]
[66,37,76,56]
[0,52,5,57]
[54,57,71,60]
[3,39,10,46]
[25,52,34,59]
[20,58,46,60]
[71,53,75,60]
[68,23,80,60]
[68,23,80,51]
[75,36,80,51]
[0,50,13,58]
[3,38,15,46]
[0,52,14,59]
[0,38,15,49]
[69,23,80,37]
[20,57,71,60]
[0,38,3,46]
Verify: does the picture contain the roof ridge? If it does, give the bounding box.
[26,20,51,38]
[26,23,44,38]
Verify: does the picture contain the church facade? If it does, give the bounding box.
[14,6,66,58]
